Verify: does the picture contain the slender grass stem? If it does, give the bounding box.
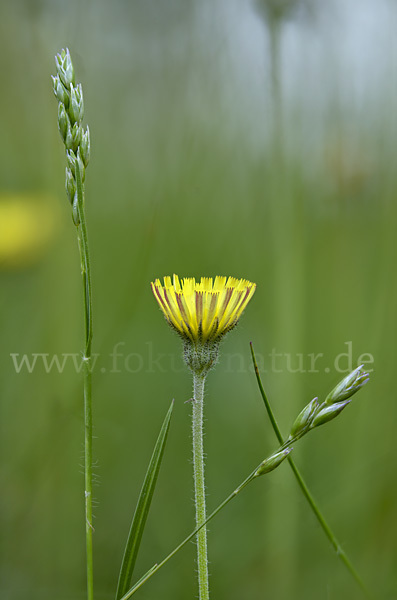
[120,471,256,600]
[249,342,374,600]
[76,164,94,600]
[192,373,209,600]
[53,48,94,600]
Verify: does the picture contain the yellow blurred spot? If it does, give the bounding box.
[0,194,59,269]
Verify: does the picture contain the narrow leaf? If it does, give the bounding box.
[115,400,174,600]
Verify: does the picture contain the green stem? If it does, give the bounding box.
[192,373,209,600]
[120,472,256,600]
[76,163,94,600]
[249,342,374,600]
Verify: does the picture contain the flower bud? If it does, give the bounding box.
[66,149,76,175]
[289,397,319,438]
[71,194,80,226]
[69,83,84,124]
[65,168,76,204]
[58,103,71,143]
[325,366,369,405]
[70,123,82,153]
[76,149,85,183]
[67,149,85,183]
[65,126,74,151]
[310,400,351,429]
[55,48,75,89]
[52,75,69,107]
[80,126,90,167]
[255,447,292,477]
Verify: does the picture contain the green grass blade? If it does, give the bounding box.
[115,400,174,600]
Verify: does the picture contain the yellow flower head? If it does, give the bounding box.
[151,275,256,344]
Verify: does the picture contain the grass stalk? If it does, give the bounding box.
[52,49,94,599]
[249,342,374,599]
[76,163,94,600]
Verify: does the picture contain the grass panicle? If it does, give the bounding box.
[52,47,94,600]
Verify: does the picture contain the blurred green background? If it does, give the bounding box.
[1,0,396,598]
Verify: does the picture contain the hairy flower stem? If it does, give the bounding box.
[76,164,94,600]
[192,373,210,600]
